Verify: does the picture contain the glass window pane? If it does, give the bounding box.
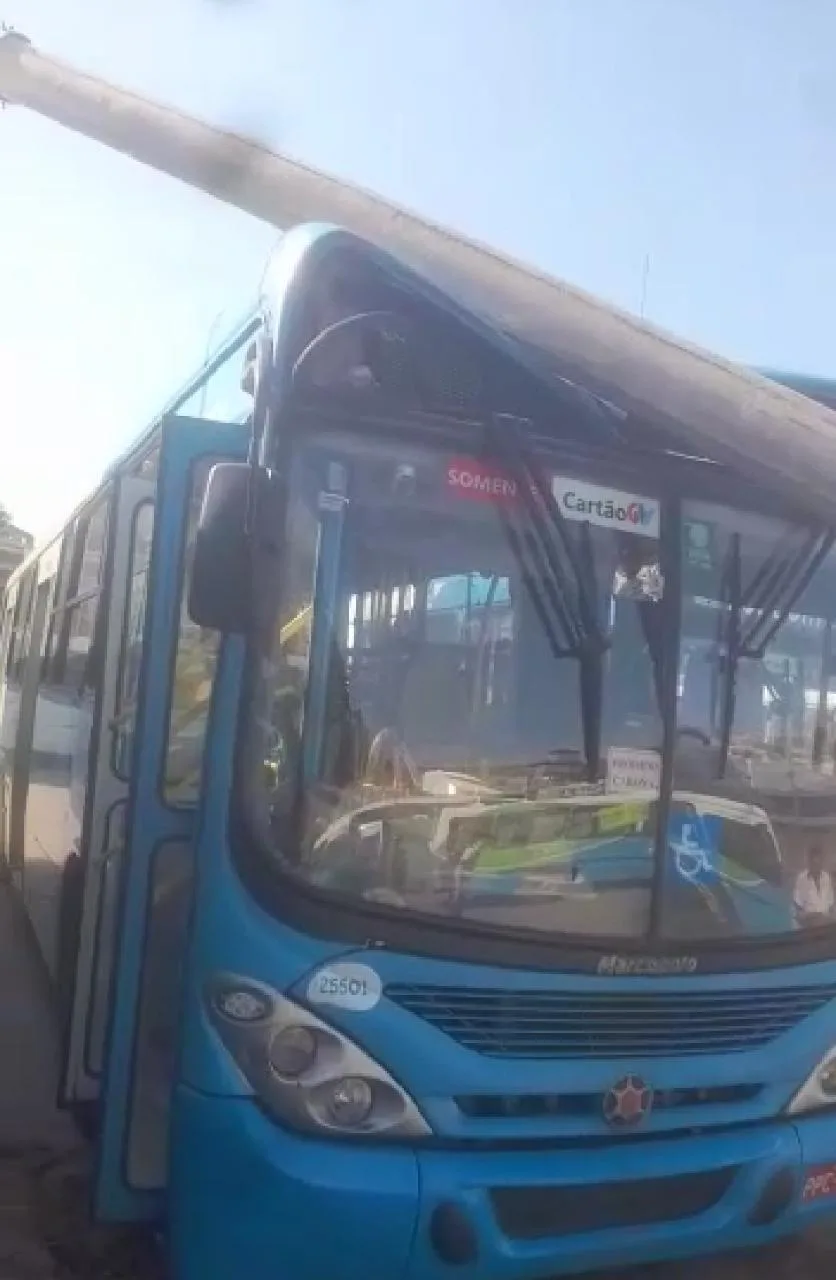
[52,529,76,616]
[25,590,103,970]
[77,500,109,597]
[64,595,100,690]
[126,839,194,1189]
[11,569,37,680]
[672,501,836,940]
[252,488,318,808]
[113,503,154,779]
[173,322,255,425]
[163,462,221,804]
[249,439,665,941]
[87,800,127,1075]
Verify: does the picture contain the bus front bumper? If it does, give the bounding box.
[169,1085,836,1280]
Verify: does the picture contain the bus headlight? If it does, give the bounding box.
[207,973,431,1139]
[320,1076,374,1127]
[787,1046,836,1116]
[268,1025,318,1079]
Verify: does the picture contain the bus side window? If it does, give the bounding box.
[40,526,79,686]
[163,461,222,804]
[3,585,19,682]
[0,606,13,685]
[112,503,154,779]
[7,569,36,683]
[32,505,108,851]
[48,498,108,700]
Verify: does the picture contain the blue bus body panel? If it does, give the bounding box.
[170,1090,836,1280]
[172,854,836,1280]
[184,868,836,1133]
[176,640,347,1100]
[92,228,836,1263]
[172,615,836,1273]
[93,415,246,1223]
[174,712,836,1278]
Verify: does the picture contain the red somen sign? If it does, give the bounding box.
[802,1165,836,1201]
[446,458,517,503]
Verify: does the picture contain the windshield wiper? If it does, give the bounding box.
[741,531,833,656]
[487,414,609,780]
[716,527,833,774]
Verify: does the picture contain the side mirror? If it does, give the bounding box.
[188,462,251,633]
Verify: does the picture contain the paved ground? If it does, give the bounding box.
[1,879,836,1278]
[0,884,163,1279]
[596,1238,836,1280]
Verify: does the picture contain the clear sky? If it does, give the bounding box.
[2,0,835,539]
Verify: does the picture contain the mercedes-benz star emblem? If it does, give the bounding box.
[602,1075,653,1127]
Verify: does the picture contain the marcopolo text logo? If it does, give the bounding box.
[553,477,660,538]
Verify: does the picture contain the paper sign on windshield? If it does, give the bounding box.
[606,747,661,795]
[552,477,660,539]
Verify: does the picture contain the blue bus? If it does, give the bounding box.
[6,223,836,1279]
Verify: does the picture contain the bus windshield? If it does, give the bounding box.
[244,425,836,947]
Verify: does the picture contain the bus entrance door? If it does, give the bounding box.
[59,476,154,1108]
[89,417,245,1223]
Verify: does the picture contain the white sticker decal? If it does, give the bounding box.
[306,963,383,1012]
[606,747,661,795]
[552,476,660,539]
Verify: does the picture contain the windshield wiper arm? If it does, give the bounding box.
[495,415,602,638]
[488,414,609,780]
[742,531,833,657]
[504,518,582,653]
[717,527,833,774]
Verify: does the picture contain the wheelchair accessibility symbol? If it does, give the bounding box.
[668,817,717,884]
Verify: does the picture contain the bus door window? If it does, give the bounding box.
[126,838,194,1189]
[164,461,224,804]
[126,460,222,1190]
[82,497,155,1093]
[112,503,155,779]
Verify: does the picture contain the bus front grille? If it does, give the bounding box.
[386,982,836,1057]
[490,1168,737,1238]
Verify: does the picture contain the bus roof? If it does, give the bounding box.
[266,212,836,514]
[258,222,836,524]
[760,370,836,415]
